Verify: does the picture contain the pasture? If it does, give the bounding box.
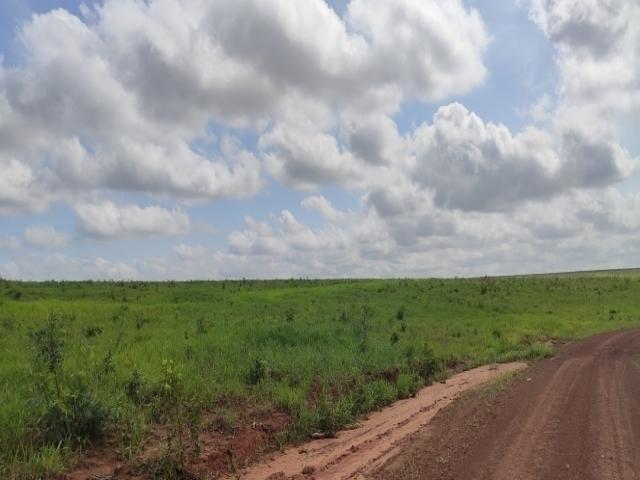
[1,274,639,478]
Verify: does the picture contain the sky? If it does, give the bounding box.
[0,0,639,280]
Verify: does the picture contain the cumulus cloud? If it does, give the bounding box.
[1,0,639,279]
[261,121,358,189]
[0,0,489,215]
[301,195,350,222]
[528,0,640,129]
[0,158,54,215]
[75,201,191,238]
[24,225,69,248]
[411,103,634,211]
[529,0,629,57]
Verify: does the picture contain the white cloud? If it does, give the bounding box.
[0,236,20,249]
[94,257,138,279]
[1,0,639,279]
[0,0,489,215]
[301,195,350,222]
[0,158,54,215]
[173,243,209,260]
[24,225,69,248]
[411,103,634,211]
[261,121,358,189]
[75,201,191,239]
[0,254,137,280]
[528,0,640,135]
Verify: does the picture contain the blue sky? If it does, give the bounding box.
[1,0,639,279]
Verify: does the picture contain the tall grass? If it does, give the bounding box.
[0,275,639,476]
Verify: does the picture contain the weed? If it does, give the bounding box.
[246,359,267,386]
[125,369,146,405]
[316,397,352,438]
[82,325,103,338]
[195,317,208,335]
[38,376,110,445]
[285,310,295,322]
[29,312,64,379]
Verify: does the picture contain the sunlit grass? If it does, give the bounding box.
[0,275,639,477]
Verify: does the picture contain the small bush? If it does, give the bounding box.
[126,369,146,405]
[246,359,266,386]
[29,313,111,447]
[396,306,405,321]
[195,317,208,335]
[396,373,421,399]
[29,313,64,374]
[39,383,109,445]
[409,343,438,381]
[316,398,352,437]
[82,325,103,338]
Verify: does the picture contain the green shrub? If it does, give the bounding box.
[396,373,421,399]
[125,369,146,405]
[246,359,266,386]
[316,397,352,437]
[408,343,437,381]
[29,313,110,447]
[39,381,109,445]
[82,325,103,338]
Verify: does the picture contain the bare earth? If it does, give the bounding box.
[374,329,640,480]
[233,362,527,480]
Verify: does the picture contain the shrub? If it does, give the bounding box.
[396,373,421,399]
[195,317,208,335]
[82,325,103,338]
[126,369,146,405]
[406,343,438,381]
[316,397,352,438]
[29,313,64,375]
[29,313,110,446]
[246,359,267,386]
[39,379,109,445]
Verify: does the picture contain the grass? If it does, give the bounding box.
[0,274,639,477]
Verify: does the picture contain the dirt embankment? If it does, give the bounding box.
[373,329,640,480]
[233,362,526,480]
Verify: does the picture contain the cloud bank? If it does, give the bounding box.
[0,0,639,279]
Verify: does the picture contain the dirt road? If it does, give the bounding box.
[374,329,640,480]
[233,362,526,480]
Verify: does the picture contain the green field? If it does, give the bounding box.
[1,274,639,478]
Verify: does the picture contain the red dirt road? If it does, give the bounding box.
[375,329,640,480]
[233,363,526,480]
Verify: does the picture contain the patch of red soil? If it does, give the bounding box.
[65,409,291,480]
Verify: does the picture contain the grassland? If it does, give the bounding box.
[1,274,639,478]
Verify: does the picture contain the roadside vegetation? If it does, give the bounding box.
[1,274,639,478]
